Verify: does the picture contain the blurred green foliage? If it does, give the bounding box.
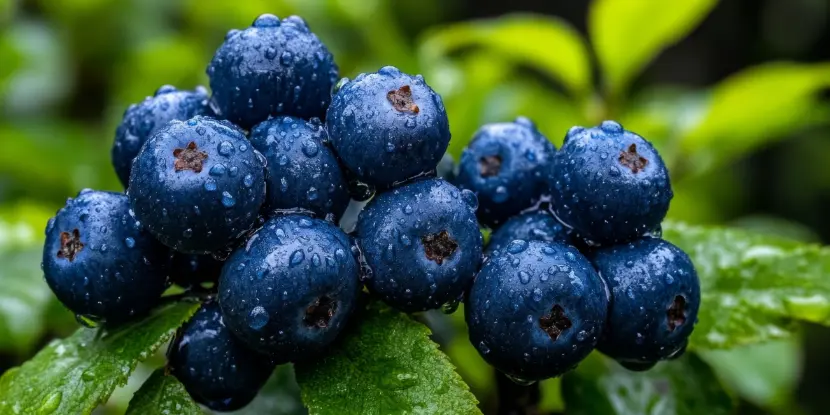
[1,0,830,414]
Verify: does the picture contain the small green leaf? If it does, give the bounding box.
[295,302,481,415]
[679,62,830,176]
[0,301,200,415]
[561,353,734,415]
[590,0,718,97]
[419,14,592,97]
[125,368,203,415]
[663,221,830,349]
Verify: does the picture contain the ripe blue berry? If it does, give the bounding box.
[207,14,338,129]
[466,241,608,381]
[550,121,672,245]
[111,85,213,188]
[249,116,349,220]
[486,211,570,257]
[169,253,224,289]
[218,215,360,360]
[592,238,700,370]
[168,301,275,411]
[355,178,482,312]
[455,117,556,227]
[42,190,169,323]
[327,66,451,187]
[129,116,266,254]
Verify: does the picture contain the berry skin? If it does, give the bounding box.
[327,66,451,188]
[111,85,213,188]
[485,211,570,257]
[592,238,700,370]
[355,178,482,312]
[455,117,557,227]
[129,116,266,254]
[42,190,169,323]
[466,240,608,381]
[218,215,360,360]
[207,14,338,129]
[169,253,224,289]
[550,121,672,245]
[249,116,349,220]
[168,301,275,412]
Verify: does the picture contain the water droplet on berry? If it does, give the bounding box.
[218,141,234,156]
[248,306,269,330]
[221,192,236,207]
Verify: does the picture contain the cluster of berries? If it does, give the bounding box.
[39,13,700,411]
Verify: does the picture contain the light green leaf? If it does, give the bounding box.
[679,62,830,176]
[0,301,201,415]
[125,368,203,415]
[295,302,481,415]
[562,353,733,415]
[699,338,802,410]
[419,14,592,97]
[663,221,830,349]
[590,0,718,97]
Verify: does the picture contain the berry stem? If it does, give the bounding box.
[495,371,541,415]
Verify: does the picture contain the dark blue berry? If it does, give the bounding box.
[168,301,275,412]
[207,14,338,129]
[455,117,557,227]
[550,121,672,245]
[129,116,266,254]
[169,253,224,289]
[326,66,450,188]
[42,190,169,323]
[218,215,360,360]
[592,238,700,369]
[111,85,213,188]
[466,240,607,381]
[249,116,349,220]
[486,211,570,257]
[355,178,482,312]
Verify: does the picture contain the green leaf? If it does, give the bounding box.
[419,14,592,97]
[590,0,718,97]
[295,302,481,415]
[678,62,830,176]
[125,368,203,415]
[562,353,734,415]
[0,301,201,415]
[663,221,830,349]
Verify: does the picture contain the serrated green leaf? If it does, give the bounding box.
[295,302,481,415]
[125,368,203,415]
[419,14,592,97]
[590,0,717,97]
[678,63,830,176]
[561,353,734,415]
[0,301,200,415]
[663,221,830,349]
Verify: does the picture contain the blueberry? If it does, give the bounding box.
[168,301,275,411]
[42,190,168,323]
[355,178,482,312]
[249,116,349,220]
[218,215,360,360]
[455,117,557,227]
[550,121,672,245]
[111,85,213,188]
[129,116,266,254]
[466,241,607,381]
[486,211,570,257]
[591,238,700,369]
[207,14,338,129]
[169,253,224,289]
[327,66,451,188]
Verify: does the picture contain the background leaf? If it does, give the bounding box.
[562,353,734,415]
[295,301,481,415]
[663,221,830,349]
[0,301,200,415]
[590,0,718,97]
[125,368,202,415]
